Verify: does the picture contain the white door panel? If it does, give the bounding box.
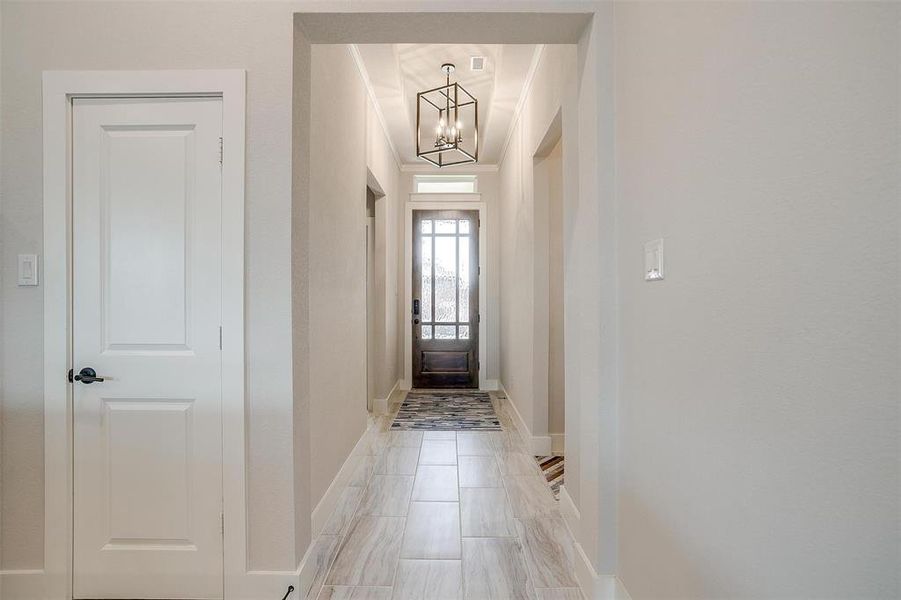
[72,97,223,599]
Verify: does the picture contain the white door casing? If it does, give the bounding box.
[72,97,223,598]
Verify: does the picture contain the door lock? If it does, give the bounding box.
[68,367,105,384]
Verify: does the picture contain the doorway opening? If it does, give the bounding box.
[365,171,387,412]
[294,10,616,596]
[534,111,565,456]
[366,185,377,410]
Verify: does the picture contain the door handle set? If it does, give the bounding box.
[68,367,106,384]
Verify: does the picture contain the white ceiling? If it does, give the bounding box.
[355,44,537,167]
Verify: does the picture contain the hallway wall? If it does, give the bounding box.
[366,101,403,403]
[498,45,576,445]
[308,44,402,508]
[307,44,369,510]
[0,0,300,572]
[614,3,900,598]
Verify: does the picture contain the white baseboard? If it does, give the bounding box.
[556,485,594,599]
[613,577,633,600]
[532,434,552,455]
[373,379,400,415]
[556,485,597,600]
[498,382,529,436]
[311,426,372,538]
[0,552,305,599]
[373,397,388,414]
[296,533,339,600]
[0,570,45,600]
[230,569,301,600]
[498,382,551,455]
[558,484,580,530]
[481,378,500,391]
[573,539,600,599]
[550,432,565,455]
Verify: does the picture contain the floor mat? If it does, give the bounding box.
[391,390,502,431]
[535,455,564,500]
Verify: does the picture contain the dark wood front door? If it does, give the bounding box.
[413,209,479,388]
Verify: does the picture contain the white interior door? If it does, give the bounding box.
[72,97,224,599]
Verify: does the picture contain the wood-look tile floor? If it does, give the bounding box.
[306,393,584,600]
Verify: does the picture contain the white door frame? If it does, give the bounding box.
[42,70,246,599]
[403,193,492,391]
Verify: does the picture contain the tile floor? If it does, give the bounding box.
[305,392,583,600]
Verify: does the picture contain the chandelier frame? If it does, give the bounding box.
[415,65,479,168]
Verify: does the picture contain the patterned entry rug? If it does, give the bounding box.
[535,455,564,500]
[391,391,501,431]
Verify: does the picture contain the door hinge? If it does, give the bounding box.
[219,326,223,350]
[220,512,224,534]
[478,360,481,370]
[218,137,223,167]
[478,313,481,323]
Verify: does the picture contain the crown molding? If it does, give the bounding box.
[348,44,403,170]
[498,43,545,167]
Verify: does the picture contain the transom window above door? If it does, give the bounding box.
[414,174,478,194]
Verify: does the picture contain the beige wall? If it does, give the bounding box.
[291,17,314,567]
[366,101,402,401]
[0,1,300,571]
[308,43,369,511]
[495,29,615,577]
[308,44,401,507]
[498,45,575,439]
[614,2,900,597]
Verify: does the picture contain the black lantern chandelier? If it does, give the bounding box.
[416,63,478,167]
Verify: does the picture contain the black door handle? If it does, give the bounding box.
[71,367,105,384]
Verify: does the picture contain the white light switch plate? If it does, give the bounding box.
[17,254,39,286]
[644,239,664,281]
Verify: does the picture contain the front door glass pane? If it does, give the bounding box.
[435,325,456,339]
[435,219,457,234]
[434,236,457,323]
[458,239,469,322]
[421,236,432,322]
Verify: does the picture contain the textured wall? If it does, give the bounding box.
[0,1,299,571]
[615,2,900,597]
[498,45,574,437]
